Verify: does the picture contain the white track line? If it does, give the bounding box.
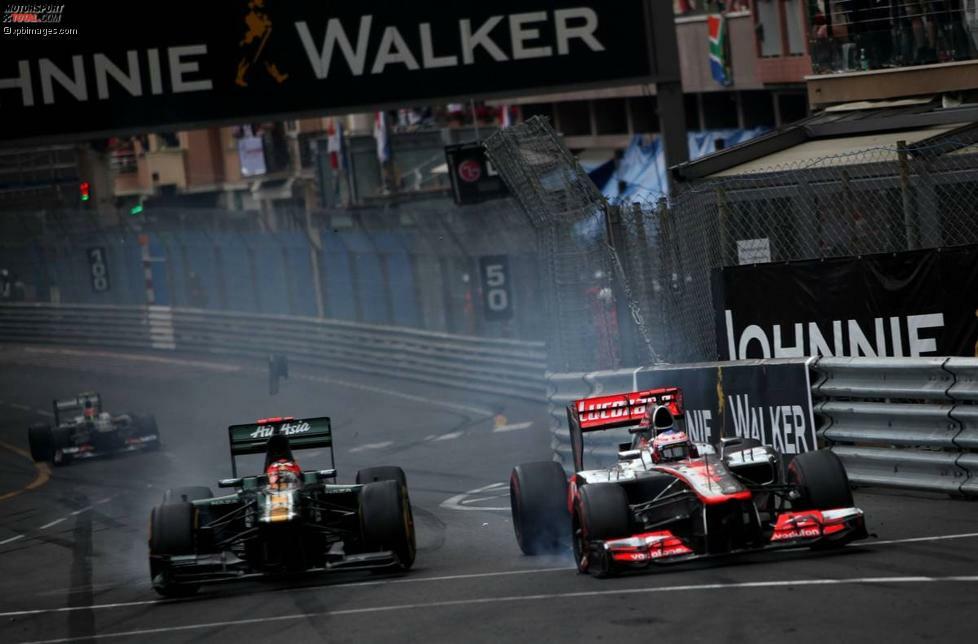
[348,441,394,453]
[19,575,978,643]
[441,482,510,512]
[35,410,54,418]
[9,402,31,411]
[0,534,25,545]
[433,431,463,442]
[6,528,978,620]
[38,518,66,530]
[849,531,978,547]
[492,421,533,433]
[0,567,572,618]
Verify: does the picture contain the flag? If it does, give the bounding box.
[326,119,345,170]
[373,111,390,163]
[708,14,732,87]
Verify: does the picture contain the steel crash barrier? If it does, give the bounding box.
[811,357,978,497]
[548,357,978,497]
[0,303,547,402]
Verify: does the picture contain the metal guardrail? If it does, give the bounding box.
[0,303,547,402]
[548,357,978,497]
[812,357,978,497]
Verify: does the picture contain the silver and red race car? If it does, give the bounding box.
[510,387,867,577]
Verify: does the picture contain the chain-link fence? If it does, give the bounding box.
[488,116,978,371]
[486,116,625,373]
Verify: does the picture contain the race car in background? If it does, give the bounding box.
[27,392,160,466]
[148,416,415,596]
[510,387,867,577]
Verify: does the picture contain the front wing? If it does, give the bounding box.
[600,507,867,569]
[155,550,401,588]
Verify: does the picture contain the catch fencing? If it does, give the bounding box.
[549,356,978,497]
[487,117,978,371]
[0,303,547,402]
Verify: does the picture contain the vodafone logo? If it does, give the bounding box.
[457,160,482,183]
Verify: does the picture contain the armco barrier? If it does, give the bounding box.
[549,357,978,497]
[0,303,546,402]
[812,357,978,497]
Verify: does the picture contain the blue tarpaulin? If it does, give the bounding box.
[600,129,769,202]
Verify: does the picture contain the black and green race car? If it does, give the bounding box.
[148,416,415,597]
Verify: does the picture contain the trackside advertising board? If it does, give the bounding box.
[712,244,978,361]
[633,361,817,455]
[0,0,667,144]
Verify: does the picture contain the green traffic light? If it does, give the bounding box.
[130,204,144,215]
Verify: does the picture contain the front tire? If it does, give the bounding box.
[789,449,854,510]
[360,480,416,570]
[356,466,407,488]
[162,486,213,505]
[510,461,570,555]
[28,423,54,462]
[149,502,199,597]
[574,483,630,577]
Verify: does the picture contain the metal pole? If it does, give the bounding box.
[897,140,916,251]
[470,99,481,141]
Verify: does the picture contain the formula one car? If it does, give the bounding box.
[27,392,160,466]
[148,416,415,596]
[510,387,867,577]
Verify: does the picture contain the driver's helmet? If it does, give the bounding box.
[633,405,677,449]
[651,430,693,464]
[83,400,97,422]
[266,459,302,491]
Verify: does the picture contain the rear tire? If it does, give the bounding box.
[574,484,630,577]
[149,502,199,597]
[789,449,854,510]
[360,480,416,570]
[509,461,570,555]
[162,486,213,505]
[28,423,53,462]
[50,427,73,467]
[356,466,407,489]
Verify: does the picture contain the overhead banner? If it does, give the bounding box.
[0,0,665,144]
[712,245,978,360]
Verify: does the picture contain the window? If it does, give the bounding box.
[593,99,628,135]
[755,0,808,57]
[628,97,660,134]
[756,0,785,57]
[555,101,591,136]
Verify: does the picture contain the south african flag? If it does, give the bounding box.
[708,14,732,87]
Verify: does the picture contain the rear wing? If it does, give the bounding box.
[52,392,102,425]
[567,387,683,472]
[227,416,333,476]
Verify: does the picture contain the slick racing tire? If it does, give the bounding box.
[50,426,74,467]
[574,483,630,577]
[28,423,54,463]
[788,449,854,511]
[356,466,407,489]
[162,486,213,505]
[510,461,570,556]
[361,480,416,570]
[149,502,199,597]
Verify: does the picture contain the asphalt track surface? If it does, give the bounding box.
[1,344,977,643]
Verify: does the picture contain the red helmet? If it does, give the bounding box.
[651,431,693,464]
[266,459,302,490]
